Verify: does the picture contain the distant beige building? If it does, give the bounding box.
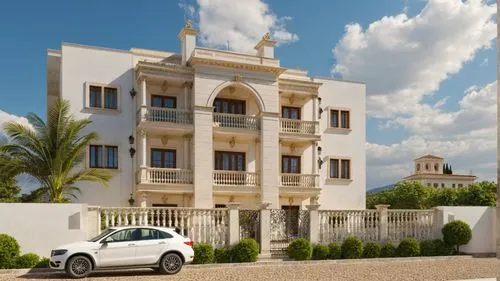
[401,154,476,188]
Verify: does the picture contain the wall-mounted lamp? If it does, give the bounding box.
[318,97,322,104]
[317,146,322,155]
[129,147,136,158]
[129,88,137,98]
[318,158,324,169]
[128,193,135,206]
[128,135,135,145]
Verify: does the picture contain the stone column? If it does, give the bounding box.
[375,204,390,242]
[138,130,148,183]
[260,113,280,208]
[193,106,213,208]
[183,134,191,169]
[312,141,318,175]
[259,202,271,259]
[139,77,147,121]
[227,202,240,246]
[306,203,320,244]
[184,82,193,109]
[312,96,317,122]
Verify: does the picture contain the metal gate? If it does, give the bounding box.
[239,210,261,249]
[270,208,309,255]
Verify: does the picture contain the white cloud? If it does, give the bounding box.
[332,0,496,118]
[180,0,298,53]
[0,110,32,133]
[366,81,497,188]
[479,58,489,67]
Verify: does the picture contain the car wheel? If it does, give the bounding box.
[159,253,183,275]
[65,255,92,279]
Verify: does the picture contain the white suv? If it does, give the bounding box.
[49,226,194,278]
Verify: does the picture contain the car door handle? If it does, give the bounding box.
[128,243,135,246]
[158,241,166,245]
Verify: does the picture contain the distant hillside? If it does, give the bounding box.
[367,184,394,194]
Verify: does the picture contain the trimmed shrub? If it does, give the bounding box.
[0,234,20,269]
[396,238,420,257]
[231,238,259,263]
[15,253,40,269]
[362,242,381,258]
[312,244,329,260]
[419,240,436,256]
[433,239,452,256]
[341,237,363,259]
[193,243,214,264]
[380,242,396,258]
[214,247,231,263]
[327,242,341,259]
[35,257,50,268]
[442,220,472,252]
[287,238,312,261]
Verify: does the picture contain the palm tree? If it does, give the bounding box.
[0,99,113,202]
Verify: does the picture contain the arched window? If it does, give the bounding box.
[425,163,430,171]
[416,164,421,171]
[434,163,439,171]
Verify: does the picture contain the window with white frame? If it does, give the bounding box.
[329,158,351,180]
[89,145,118,169]
[86,83,119,110]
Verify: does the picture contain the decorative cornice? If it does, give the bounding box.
[279,78,322,95]
[403,173,477,180]
[189,57,286,75]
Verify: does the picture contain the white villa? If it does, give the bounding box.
[401,154,476,188]
[46,21,366,210]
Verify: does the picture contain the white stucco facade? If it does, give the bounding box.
[46,22,366,210]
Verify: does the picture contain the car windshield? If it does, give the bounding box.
[88,228,115,242]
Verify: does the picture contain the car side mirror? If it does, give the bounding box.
[101,237,113,244]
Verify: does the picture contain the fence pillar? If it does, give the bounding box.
[375,204,390,242]
[433,207,444,239]
[227,202,240,246]
[259,202,271,259]
[306,204,320,244]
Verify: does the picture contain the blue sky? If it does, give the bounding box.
[0,0,497,189]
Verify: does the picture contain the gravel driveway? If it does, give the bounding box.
[1,257,498,281]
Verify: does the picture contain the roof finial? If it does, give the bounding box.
[263,32,271,40]
[185,19,192,28]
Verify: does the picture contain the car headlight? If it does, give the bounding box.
[51,249,68,256]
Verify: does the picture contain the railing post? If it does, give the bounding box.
[259,202,271,259]
[227,203,240,246]
[375,204,390,242]
[306,203,320,244]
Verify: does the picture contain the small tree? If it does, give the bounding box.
[442,220,472,253]
[341,237,363,259]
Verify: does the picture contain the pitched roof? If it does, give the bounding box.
[414,154,444,161]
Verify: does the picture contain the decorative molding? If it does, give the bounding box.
[229,137,236,148]
[161,81,168,92]
[289,143,296,153]
[161,194,168,204]
[234,73,243,82]
[189,56,286,75]
[138,129,147,137]
[193,105,214,112]
[161,136,169,145]
[260,112,280,118]
[184,81,193,89]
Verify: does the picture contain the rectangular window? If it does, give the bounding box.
[151,95,177,108]
[330,110,339,127]
[282,155,301,174]
[329,159,339,178]
[214,151,246,171]
[87,83,119,110]
[89,86,102,108]
[89,145,118,169]
[341,159,350,179]
[282,106,301,120]
[427,183,431,187]
[340,111,350,129]
[433,183,438,188]
[104,88,118,109]
[441,183,445,188]
[452,184,456,188]
[458,184,463,188]
[151,149,176,168]
[214,98,246,115]
[215,204,227,208]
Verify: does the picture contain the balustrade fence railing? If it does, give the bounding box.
[94,206,440,253]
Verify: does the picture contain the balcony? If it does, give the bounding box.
[137,107,193,135]
[136,167,194,193]
[213,171,260,195]
[280,174,321,197]
[279,119,320,141]
[213,113,260,138]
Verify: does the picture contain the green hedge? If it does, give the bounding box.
[419,240,436,256]
[193,243,214,264]
[442,220,472,253]
[0,234,20,269]
[396,238,420,257]
[35,257,50,268]
[312,244,329,260]
[362,242,380,258]
[433,239,453,256]
[380,242,396,257]
[327,242,341,259]
[231,238,259,263]
[341,237,363,259]
[288,238,312,261]
[214,247,231,263]
[15,253,40,269]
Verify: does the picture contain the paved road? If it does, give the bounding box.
[1,257,498,281]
